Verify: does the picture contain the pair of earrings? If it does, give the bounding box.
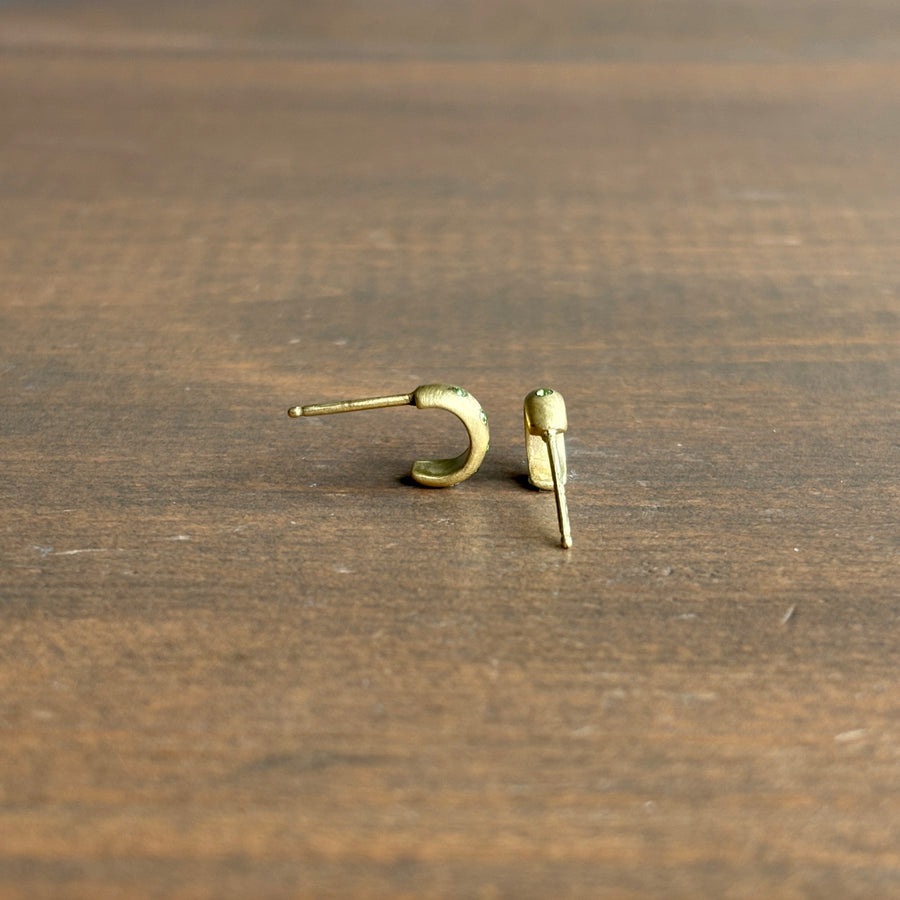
[287,383,572,548]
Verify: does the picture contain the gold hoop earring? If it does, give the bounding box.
[288,384,489,488]
[524,388,572,548]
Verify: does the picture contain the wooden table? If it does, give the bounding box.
[1,2,898,896]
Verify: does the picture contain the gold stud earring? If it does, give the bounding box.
[288,384,489,487]
[524,388,572,548]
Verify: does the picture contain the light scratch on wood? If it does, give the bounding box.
[55,548,110,556]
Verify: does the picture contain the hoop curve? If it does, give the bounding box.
[411,384,490,487]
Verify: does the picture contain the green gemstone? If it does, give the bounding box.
[450,386,468,397]
[480,409,488,424]
[535,388,553,397]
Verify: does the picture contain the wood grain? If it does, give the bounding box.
[1,2,898,897]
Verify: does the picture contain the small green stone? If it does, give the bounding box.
[535,388,553,397]
[480,409,488,424]
[450,386,468,397]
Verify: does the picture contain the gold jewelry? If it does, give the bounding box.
[288,384,489,487]
[524,388,572,548]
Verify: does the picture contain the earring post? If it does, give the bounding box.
[545,431,572,548]
[288,393,414,417]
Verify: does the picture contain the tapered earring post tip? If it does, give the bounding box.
[545,430,572,550]
[287,406,303,417]
[554,486,573,549]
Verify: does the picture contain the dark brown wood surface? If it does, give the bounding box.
[1,1,898,896]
